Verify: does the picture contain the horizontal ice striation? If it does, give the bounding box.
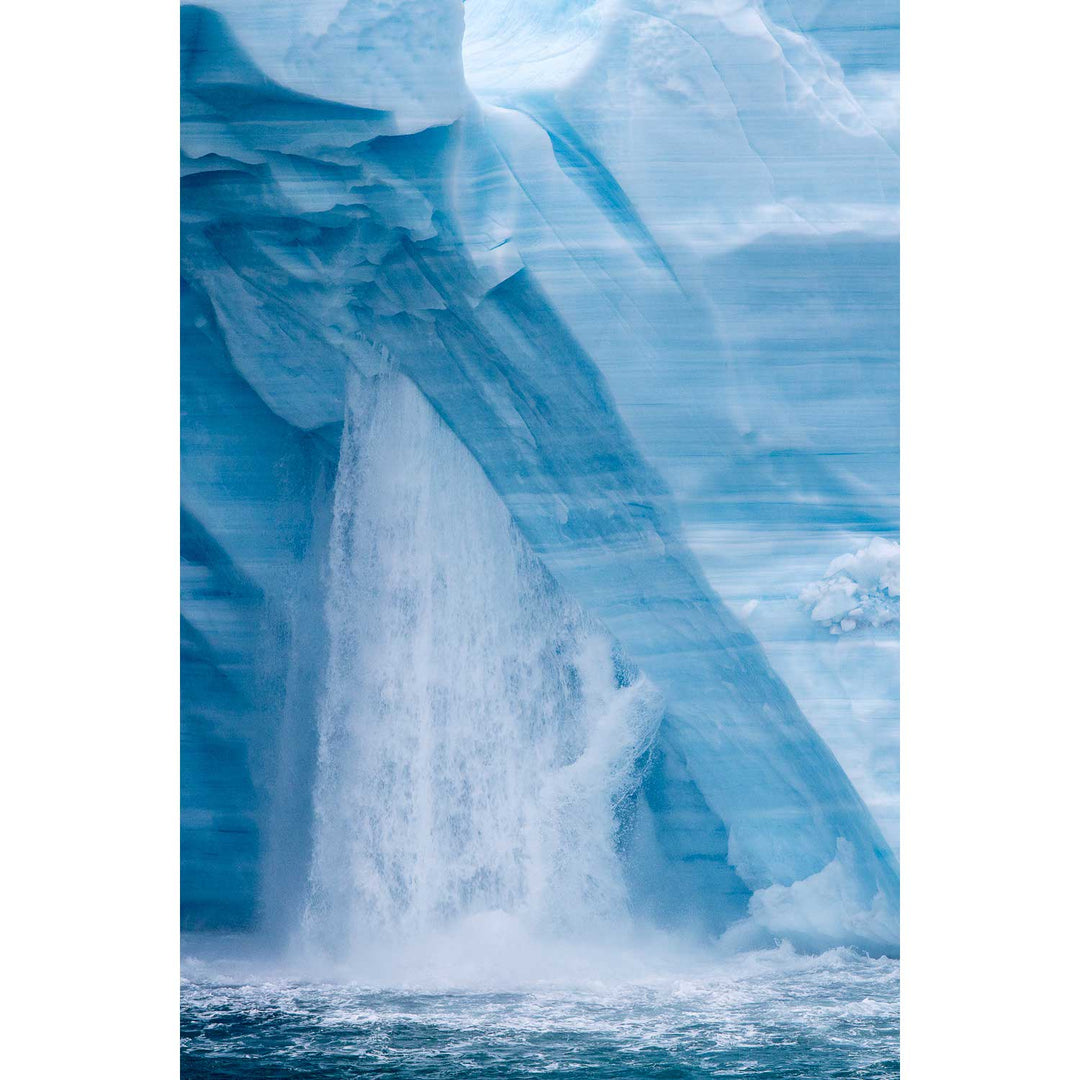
[181,0,898,952]
[459,0,899,522]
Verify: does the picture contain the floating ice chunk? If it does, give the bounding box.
[800,537,899,633]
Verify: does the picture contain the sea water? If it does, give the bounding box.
[181,942,898,1078]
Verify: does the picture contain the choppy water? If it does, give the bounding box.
[181,945,898,1078]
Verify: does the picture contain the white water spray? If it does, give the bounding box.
[302,372,662,966]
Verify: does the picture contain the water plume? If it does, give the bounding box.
[301,371,662,967]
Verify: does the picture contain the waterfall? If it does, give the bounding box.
[302,372,663,962]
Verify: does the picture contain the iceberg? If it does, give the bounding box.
[181,0,898,956]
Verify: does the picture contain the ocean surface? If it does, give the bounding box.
[181,945,898,1078]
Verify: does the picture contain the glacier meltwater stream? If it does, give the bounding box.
[303,372,662,965]
[180,0,900,1073]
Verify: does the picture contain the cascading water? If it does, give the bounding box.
[301,371,664,966]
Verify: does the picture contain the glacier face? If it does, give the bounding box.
[181,0,898,954]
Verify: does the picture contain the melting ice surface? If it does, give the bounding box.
[181,0,899,1071]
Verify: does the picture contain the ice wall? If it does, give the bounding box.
[180,0,899,954]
